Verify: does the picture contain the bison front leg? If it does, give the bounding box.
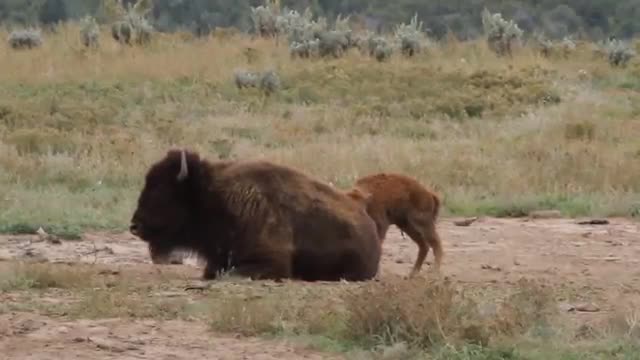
[203,261,225,280]
[339,250,380,282]
[232,258,292,281]
[202,247,232,280]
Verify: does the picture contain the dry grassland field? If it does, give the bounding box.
[1,18,640,360]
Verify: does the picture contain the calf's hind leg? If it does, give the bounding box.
[401,224,429,277]
[403,211,443,277]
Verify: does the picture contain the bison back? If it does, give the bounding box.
[216,160,381,281]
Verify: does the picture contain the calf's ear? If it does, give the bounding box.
[177,149,189,181]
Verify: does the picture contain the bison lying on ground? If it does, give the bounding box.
[129,149,381,282]
[345,173,443,277]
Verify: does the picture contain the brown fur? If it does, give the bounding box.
[345,173,443,276]
[130,149,381,282]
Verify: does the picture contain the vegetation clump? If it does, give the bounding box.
[8,29,43,50]
[106,0,154,46]
[80,16,100,48]
[234,69,281,95]
[250,0,282,38]
[535,33,576,59]
[394,13,429,57]
[482,8,523,57]
[602,37,635,67]
[366,34,393,62]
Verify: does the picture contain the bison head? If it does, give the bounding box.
[130,149,197,264]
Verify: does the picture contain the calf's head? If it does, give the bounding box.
[130,149,196,264]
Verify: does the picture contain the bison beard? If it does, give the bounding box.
[129,149,381,282]
[345,173,444,277]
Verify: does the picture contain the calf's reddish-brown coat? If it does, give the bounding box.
[129,149,381,282]
[345,173,443,276]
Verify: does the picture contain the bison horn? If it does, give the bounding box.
[177,149,188,181]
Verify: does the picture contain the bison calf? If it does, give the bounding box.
[345,173,443,277]
[130,149,381,282]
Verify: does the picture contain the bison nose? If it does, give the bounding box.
[129,223,140,236]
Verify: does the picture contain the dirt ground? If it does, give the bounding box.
[1,216,639,359]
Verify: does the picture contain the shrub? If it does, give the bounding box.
[250,0,280,38]
[602,37,635,67]
[365,34,393,62]
[111,20,132,45]
[80,16,99,48]
[234,70,260,89]
[342,277,557,350]
[259,70,281,95]
[394,13,429,57]
[289,39,319,59]
[535,33,576,59]
[234,70,281,95]
[8,29,43,50]
[107,0,154,46]
[481,8,523,57]
[317,30,350,58]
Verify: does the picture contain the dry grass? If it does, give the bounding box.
[0,23,638,234]
[0,262,100,290]
[1,262,639,357]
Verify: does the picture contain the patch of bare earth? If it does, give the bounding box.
[1,216,639,358]
[0,313,341,360]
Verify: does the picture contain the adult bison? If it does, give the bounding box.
[129,149,381,282]
[345,173,443,277]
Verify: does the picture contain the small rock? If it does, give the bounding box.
[558,302,575,312]
[560,302,601,313]
[395,259,405,264]
[481,264,502,272]
[577,219,609,225]
[575,303,600,312]
[604,256,621,262]
[605,239,623,246]
[454,217,478,226]
[529,210,562,219]
[72,337,88,343]
[185,284,209,291]
[98,270,120,276]
[513,259,521,266]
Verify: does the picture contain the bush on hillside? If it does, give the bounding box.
[482,8,523,57]
[8,29,43,50]
[80,16,100,48]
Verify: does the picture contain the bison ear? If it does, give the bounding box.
[347,187,372,205]
[177,149,188,181]
[359,189,373,205]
